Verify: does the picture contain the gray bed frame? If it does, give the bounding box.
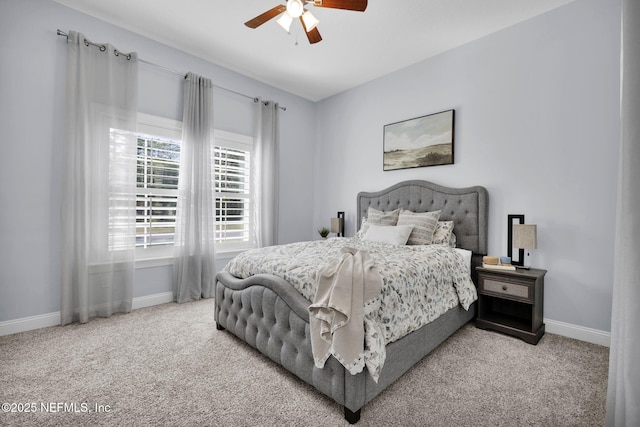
[214,180,488,423]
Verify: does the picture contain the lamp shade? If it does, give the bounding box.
[301,10,319,32]
[330,217,343,234]
[277,12,293,32]
[513,224,537,249]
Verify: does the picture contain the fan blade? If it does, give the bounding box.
[312,0,367,12]
[244,5,287,28]
[306,27,322,44]
[299,17,322,44]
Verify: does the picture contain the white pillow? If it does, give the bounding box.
[362,224,414,245]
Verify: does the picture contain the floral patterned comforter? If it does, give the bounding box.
[223,236,477,379]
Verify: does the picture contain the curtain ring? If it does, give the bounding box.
[99,45,106,52]
[83,39,89,47]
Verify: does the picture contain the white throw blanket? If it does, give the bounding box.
[309,247,383,380]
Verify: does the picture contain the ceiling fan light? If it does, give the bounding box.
[286,0,304,18]
[301,10,319,32]
[277,12,293,32]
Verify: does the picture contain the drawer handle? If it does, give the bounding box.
[502,285,507,291]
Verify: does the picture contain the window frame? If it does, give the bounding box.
[213,129,255,255]
[135,113,183,264]
[134,114,255,266]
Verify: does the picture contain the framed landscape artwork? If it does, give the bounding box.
[383,109,455,171]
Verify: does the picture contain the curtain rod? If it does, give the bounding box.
[56,30,286,111]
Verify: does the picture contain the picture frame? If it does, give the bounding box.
[507,214,525,266]
[383,109,454,171]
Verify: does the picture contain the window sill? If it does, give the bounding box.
[134,248,250,269]
[136,256,173,269]
[215,249,246,260]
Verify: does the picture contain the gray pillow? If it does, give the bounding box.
[367,207,400,225]
[396,210,441,245]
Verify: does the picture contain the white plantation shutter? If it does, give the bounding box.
[214,131,254,250]
[135,114,182,253]
[136,133,180,248]
[134,116,254,256]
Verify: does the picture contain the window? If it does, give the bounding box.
[134,114,254,260]
[135,114,182,259]
[136,134,180,248]
[214,130,254,252]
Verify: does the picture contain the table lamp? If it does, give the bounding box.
[513,224,537,269]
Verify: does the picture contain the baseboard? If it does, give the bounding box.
[0,312,61,338]
[1,299,611,347]
[544,318,611,347]
[131,292,174,309]
[0,292,174,337]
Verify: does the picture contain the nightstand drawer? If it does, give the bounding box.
[482,279,531,301]
[476,267,547,344]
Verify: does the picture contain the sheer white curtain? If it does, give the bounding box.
[60,31,138,325]
[605,1,640,425]
[173,73,216,303]
[252,100,280,248]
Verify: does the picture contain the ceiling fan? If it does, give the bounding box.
[244,0,368,44]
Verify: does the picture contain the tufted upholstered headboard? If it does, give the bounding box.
[357,180,488,255]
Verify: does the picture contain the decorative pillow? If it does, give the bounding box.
[362,224,414,245]
[356,217,369,238]
[357,207,400,239]
[449,231,457,248]
[432,221,455,247]
[367,207,400,226]
[396,210,441,245]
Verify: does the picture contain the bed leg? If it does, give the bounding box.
[344,407,361,424]
[215,323,225,331]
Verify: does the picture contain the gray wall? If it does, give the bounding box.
[0,0,316,321]
[0,0,621,335]
[312,0,621,333]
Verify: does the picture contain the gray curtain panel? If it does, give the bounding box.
[605,1,640,425]
[173,72,216,303]
[252,100,280,248]
[60,31,138,325]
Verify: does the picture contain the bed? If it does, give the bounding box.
[214,180,488,423]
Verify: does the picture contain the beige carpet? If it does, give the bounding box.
[0,299,608,426]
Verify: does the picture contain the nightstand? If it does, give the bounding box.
[475,266,547,345]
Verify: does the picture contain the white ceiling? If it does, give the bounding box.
[53,0,576,102]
